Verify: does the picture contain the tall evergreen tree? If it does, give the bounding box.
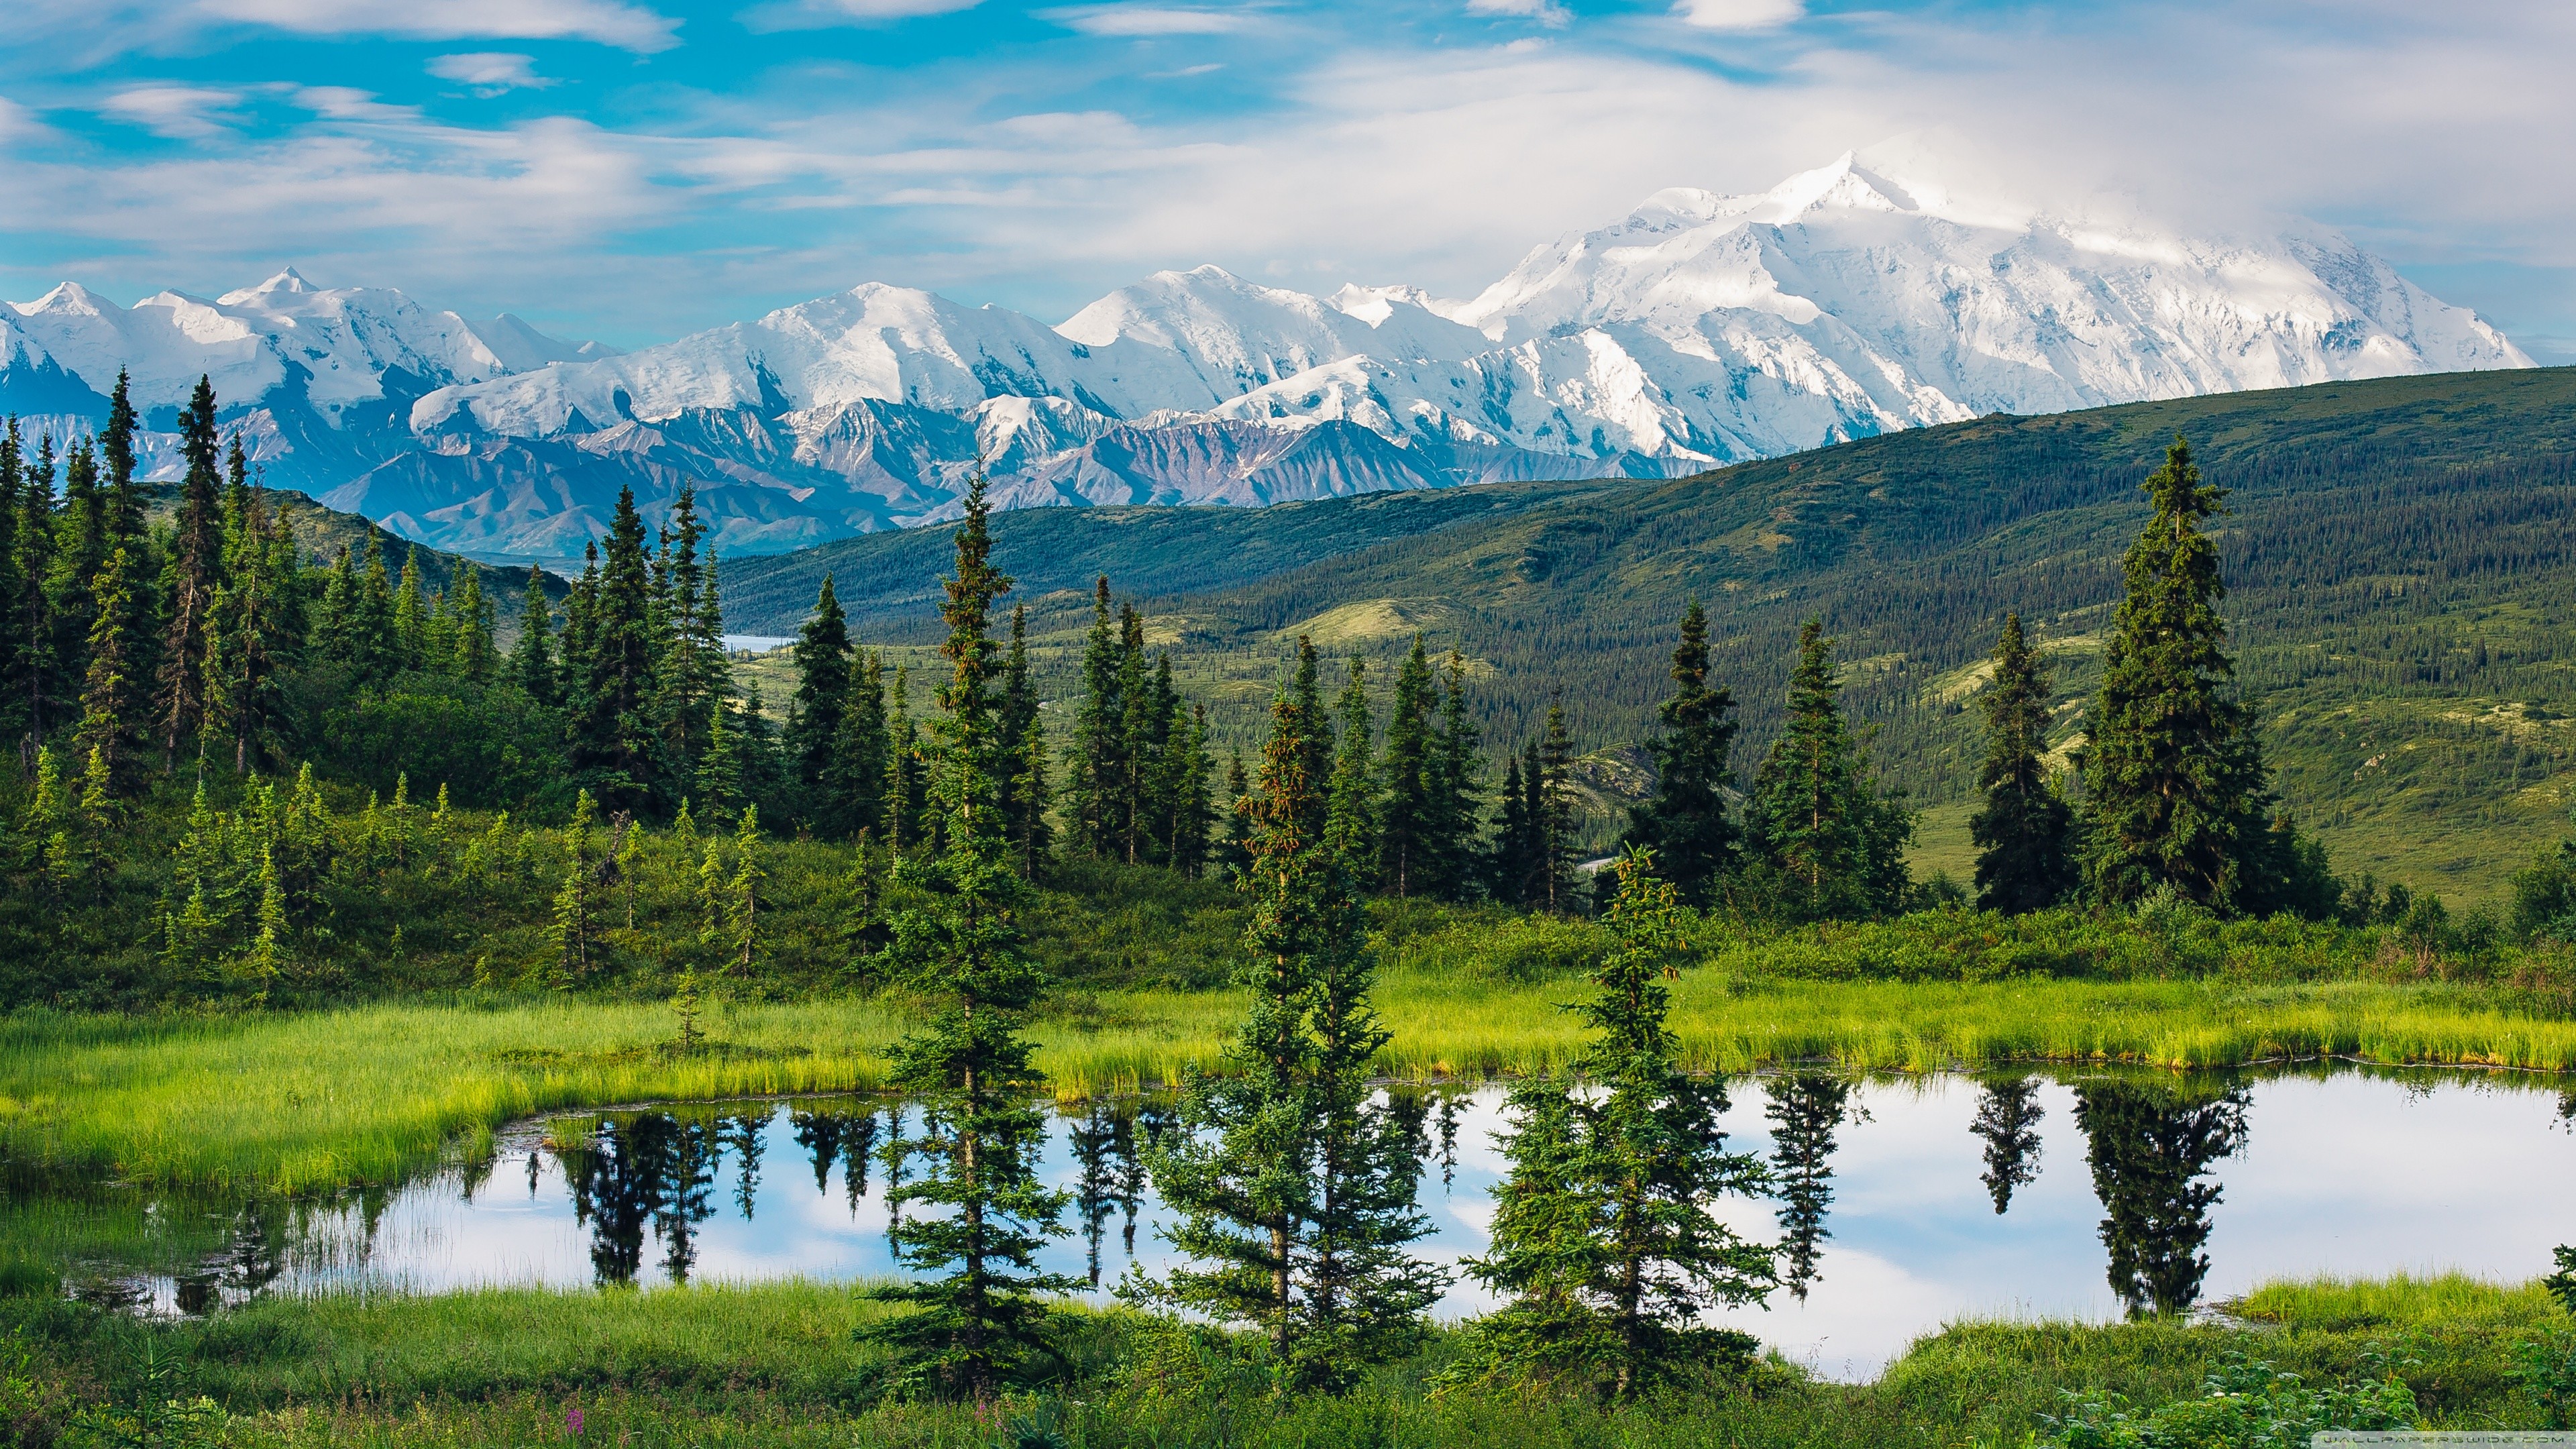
[574,488,659,806]
[390,549,429,674]
[1970,613,2077,913]
[2078,437,2277,911]
[73,545,154,800]
[512,568,557,704]
[1139,629,1440,1393]
[2,419,52,761]
[830,649,892,842]
[1621,600,1740,908]
[1426,651,1484,900]
[1113,605,1155,863]
[863,475,1075,1403]
[1163,701,1213,875]
[45,437,103,738]
[1326,654,1379,890]
[210,458,297,773]
[1535,698,1578,914]
[350,534,396,685]
[1449,849,1773,1397]
[101,369,146,550]
[1065,578,1125,858]
[788,575,852,804]
[1491,750,1534,906]
[447,566,497,682]
[1378,636,1438,897]
[1218,751,1254,878]
[996,604,1053,876]
[1746,621,1912,920]
[154,377,227,767]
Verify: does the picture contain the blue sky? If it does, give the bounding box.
[2,0,2570,359]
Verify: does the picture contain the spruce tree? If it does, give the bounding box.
[830,649,892,841]
[996,604,1053,877]
[1450,849,1773,1397]
[449,567,496,682]
[157,382,229,767]
[72,545,154,800]
[512,568,557,704]
[1621,600,1740,908]
[1970,613,2076,913]
[1746,621,1911,921]
[863,475,1075,1403]
[1164,701,1213,875]
[1217,751,1253,878]
[1326,654,1379,891]
[211,468,294,775]
[2078,437,2277,911]
[726,805,764,975]
[574,488,658,807]
[1114,606,1155,863]
[1379,636,1437,897]
[1138,631,1441,1393]
[350,533,396,685]
[1491,751,1533,905]
[1428,651,1484,899]
[391,549,431,674]
[1065,578,1125,858]
[1536,697,1578,914]
[4,419,55,760]
[788,575,852,804]
[101,368,146,550]
[0,420,21,752]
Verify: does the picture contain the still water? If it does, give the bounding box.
[109,1068,2576,1378]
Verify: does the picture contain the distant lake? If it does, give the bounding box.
[48,1066,2576,1379]
[718,635,794,654]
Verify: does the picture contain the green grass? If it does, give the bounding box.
[7,1273,2568,1448]
[13,967,2576,1195]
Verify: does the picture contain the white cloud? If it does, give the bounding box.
[1672,0,1801,31]
[101,85,245,139]
[739,0,981,25]
[0,96,45,143]
[428,52,556,95]
[1466,0,1570,26]
[196,0,680,50]
[1045,5,1249,36]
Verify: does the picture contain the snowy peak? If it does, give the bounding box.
[1,152,2537,561]
[219,268,316,303]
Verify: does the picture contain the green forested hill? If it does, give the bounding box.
[727,368,2576,902]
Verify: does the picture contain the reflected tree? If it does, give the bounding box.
[845,1111,880,1209]
[1766,1074,1854,1301]
[1072,1102,1119,1287]
[1972,1077,2046,1214]
[792,1110,845,1195]
[2073,1080,2251,1315]
[720,1112,767,1221]
[655,1118,720,1285]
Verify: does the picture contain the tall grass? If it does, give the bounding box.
[10,1273,2565,1447]
[13,970,2576,1193]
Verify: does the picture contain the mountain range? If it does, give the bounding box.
[1,148,2531,563]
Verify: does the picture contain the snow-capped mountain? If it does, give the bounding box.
[2,150,2530,561]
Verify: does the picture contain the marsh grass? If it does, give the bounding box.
[11,969,2576,1195]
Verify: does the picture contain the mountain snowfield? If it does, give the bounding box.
[0,151,2530,561]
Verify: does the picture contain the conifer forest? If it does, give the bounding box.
[5,368,2576,1448]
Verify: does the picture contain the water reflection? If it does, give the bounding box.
[30,1067,2576,1377]
[2074,1081,2251,1316]
[1765,1075,1856,1299]
[1972,1077,2046,1215]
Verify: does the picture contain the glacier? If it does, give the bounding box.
[1,151,2529,561]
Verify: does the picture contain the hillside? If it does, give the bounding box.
[736,368,2576,903]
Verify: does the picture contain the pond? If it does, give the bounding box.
[43,1065,2576,1378]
